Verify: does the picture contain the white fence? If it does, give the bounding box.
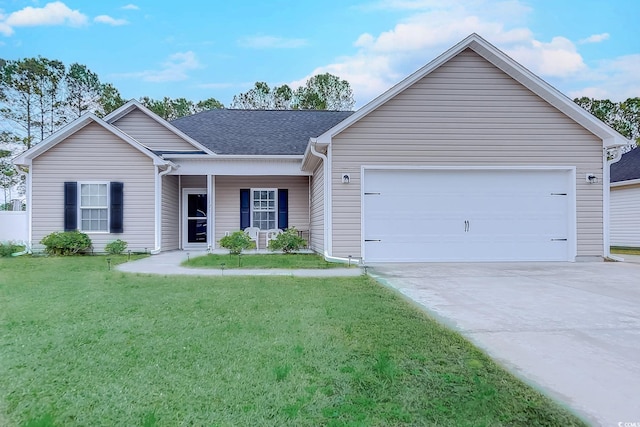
[0,211,28,243]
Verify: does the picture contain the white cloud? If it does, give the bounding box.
[3,1,87,33]
[94,15,129,26]
[115,51,201,82]
[292,0,599,106]
[0,22,13,36]
[505,36,586,77]
[238,35,308,49]
[121,4,140,10]
[569,54,640,101]
[579,33,610,44]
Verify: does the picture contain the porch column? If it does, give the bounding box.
[208,175,215,250]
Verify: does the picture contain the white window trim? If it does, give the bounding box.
[78,181,110,234]
[250,188,278,230]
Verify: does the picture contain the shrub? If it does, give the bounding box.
[219,231,253,255]
[41,231,92,256]
[0,241,23,257]
[269,228,307,253]
[105,239,128,255]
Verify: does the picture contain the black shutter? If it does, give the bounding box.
[64,182,77,231]
[278,189,288,230]
[240,189,250,230]
[110,182,124,233]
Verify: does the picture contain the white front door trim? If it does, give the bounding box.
[182,187,208,249]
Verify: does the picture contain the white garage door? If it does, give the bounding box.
[362,169,572,262]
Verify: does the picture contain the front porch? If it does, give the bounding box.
[160,174,312,251]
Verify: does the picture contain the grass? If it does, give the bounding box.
[0,256,587,427]
[610,246,640,255]
[183,253,352,269]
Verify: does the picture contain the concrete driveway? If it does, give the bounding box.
[369,261,640,427]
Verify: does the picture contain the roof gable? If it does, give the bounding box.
[13,113,167,166]
[313,33,629,148]
[104,100,215,155]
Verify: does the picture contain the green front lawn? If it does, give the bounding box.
[0,256,586,426]
[183,253,352,269]
[611,246,640,255]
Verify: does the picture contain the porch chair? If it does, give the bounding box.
[266,228,283,249]
[244,227,260,250]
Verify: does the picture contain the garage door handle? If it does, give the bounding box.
[365,239,381,242]
[464,220,469,232]
[551,238,567,241]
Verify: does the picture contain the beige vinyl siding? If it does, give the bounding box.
[31,122,155,252]
[214,176,309,249]
[330,48,603,258]
[112,109,197,151]
[180,175,207,188]
[309,162,325,253]
[610,184,640,247]
[161,175,179,250]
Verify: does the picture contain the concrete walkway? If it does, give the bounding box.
[613,253,640,264]
[116,250,362,277]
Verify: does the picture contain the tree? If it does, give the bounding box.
[196,97,224,111]
[230,74,355,111]
[0,146,20,208]
[0,58,41,149]
[620,98,640,146]
[231,82,293,110]
[65,63,102,119]
[292,73,354,110]
[32,58,65,142]
[574,97,640,148]
[140,96,223,120]
[98,83,126,117]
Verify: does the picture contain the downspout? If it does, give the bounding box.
[309,139,354,264]
[151,164,174,254]
[603,143,624,261]
[308,176,311,237]
[12,164,31,255]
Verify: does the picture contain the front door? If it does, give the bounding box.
[183,189,207,248]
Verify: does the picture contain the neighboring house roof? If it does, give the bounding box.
[611,148,640,183]
[171,109,354,155]
[308,33,629,151]
[12,113,169,167]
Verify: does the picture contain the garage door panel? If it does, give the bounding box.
[362,169,571,262]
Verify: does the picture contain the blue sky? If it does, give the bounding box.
[1,0,638,108]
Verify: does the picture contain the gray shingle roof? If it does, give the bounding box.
[170,109,354,155]
[611,148,640,183]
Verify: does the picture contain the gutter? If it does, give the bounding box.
[151,163,176,254]
[603,143,625,261]
[161,154,304,160]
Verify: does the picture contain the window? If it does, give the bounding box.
[240,188,287,231]
[251,189,277,230]
[79,183,108,232]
